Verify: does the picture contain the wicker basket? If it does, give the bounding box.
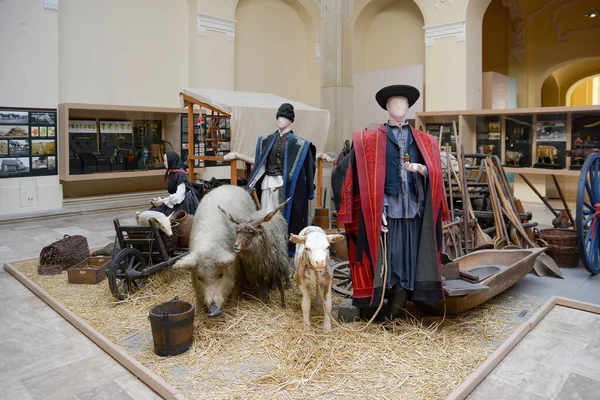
[159,221,180,254]
[536,228,577,247]
[546,244,580,268]
[38,234,90,275]
[172,211,192,249]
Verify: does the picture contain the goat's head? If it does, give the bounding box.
[218,198,290,253]
[290,228,344,271]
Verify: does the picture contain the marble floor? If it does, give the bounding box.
[467,306,600,400]
[0,200,598,399]
[0,208,162,400]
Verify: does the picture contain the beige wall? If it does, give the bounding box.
[354,0,424,74]
[0,0,58,108]
[541,74,560,107]
[482,0,508,76]
[58,0,188,107]
[233,0,320,106]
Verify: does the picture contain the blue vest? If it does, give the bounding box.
[384,124,426,216]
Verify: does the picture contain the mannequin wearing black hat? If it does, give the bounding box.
[245,103,317,256]
[332,84,450,321]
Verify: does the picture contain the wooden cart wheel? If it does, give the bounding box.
[107,248,147,300]
[331,260,353,298]
[576,153,600,274]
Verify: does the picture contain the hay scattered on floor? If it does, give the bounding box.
[14,260,540,399]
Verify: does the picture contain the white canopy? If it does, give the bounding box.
[181,88,330,158]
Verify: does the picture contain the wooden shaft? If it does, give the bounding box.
[551,174,574,226]
[230,161,238,186]
[316,158,323,207]
[446,145,454,221]
[518,173,560,217]
[187,104,195,181]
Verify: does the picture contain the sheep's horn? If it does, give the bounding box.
[260,198,291,224]
[218,205,242,224]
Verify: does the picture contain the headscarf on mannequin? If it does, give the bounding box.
[164,151,186,182]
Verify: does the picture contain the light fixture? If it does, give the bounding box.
[585,10,598,18]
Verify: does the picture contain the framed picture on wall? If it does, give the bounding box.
[0,107,58,179]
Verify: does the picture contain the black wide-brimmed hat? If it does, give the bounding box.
[375,84,420,110]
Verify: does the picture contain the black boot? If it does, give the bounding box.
[383,289,409,320]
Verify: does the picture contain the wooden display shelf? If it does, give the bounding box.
[61,169,166,182]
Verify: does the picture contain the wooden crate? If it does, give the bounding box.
[67,256,110,284]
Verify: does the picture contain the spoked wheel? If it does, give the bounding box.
[107,248,147,300]
[576,153,600,274]
[331,260,353,297]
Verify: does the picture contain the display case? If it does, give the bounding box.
[59,103,184,182]
[534,113,567,169]
[133,120,163,169]
[475,116,502,158]
[0,107,58,178]
[504,114,533,167]
[180,113,231,169]
[426,123,455,150]
[570,111,600,170]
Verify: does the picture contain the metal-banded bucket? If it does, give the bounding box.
[148,296,195,357]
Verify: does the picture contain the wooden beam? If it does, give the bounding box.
[230,162,238,186]
[187,103,194,181]
[316,158,323,207]
[181,94,231,118]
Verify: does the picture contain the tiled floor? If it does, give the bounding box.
[467,306,600,400]
[0,200,598,399]
[0,207,161,400]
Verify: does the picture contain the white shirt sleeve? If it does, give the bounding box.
[164,183,186,208]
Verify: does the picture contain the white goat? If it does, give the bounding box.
[290,226,344,331]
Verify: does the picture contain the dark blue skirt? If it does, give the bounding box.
[384,216,422,292]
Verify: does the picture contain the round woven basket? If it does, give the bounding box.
[172,211,193,249]
[536,228,577,248]
[546,244,580,268]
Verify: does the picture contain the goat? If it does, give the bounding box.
[218,199,291,309]
[290,226,344,331]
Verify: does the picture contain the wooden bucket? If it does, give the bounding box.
[148,297,195,357]
[313,208,330,230]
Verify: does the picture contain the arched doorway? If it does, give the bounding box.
[540,57,600,107]
[567,75,600,106]
[233,0,320,106]
[353,0,425,130]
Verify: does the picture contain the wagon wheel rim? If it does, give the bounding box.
[107,248,147,300]
[331,261,353,298]
[576,153,600,274]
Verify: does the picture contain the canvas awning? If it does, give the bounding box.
[181,88,330,158]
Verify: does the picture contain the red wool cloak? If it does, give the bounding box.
[337,125,450,306]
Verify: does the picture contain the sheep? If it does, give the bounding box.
[135,210,174,236]
[218,198,291,309]
[173,185,257,317]
[290,226,344,331]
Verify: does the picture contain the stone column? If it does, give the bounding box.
[320,0,353,153]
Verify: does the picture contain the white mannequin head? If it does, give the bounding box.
[277,116,292,131]
[387,96,409,123]
[163,153,169,169]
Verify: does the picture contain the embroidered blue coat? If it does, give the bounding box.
[247,131,316,255]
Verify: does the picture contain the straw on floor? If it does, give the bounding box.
[14,260,539,400]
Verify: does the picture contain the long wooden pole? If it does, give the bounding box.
[316,158,323,207]
[551,174,574,227]
[187,103,194,181]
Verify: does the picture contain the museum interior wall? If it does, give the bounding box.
[0,0,62,215]
[352,0,425,130]
[58,0,188,108]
